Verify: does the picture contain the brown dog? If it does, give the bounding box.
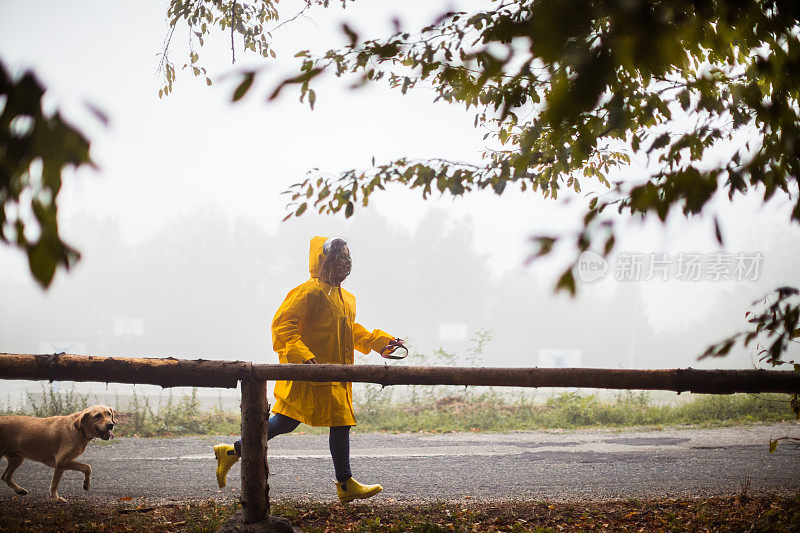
[0,405,115,501]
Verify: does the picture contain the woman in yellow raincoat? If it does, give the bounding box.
[213,236,403,502]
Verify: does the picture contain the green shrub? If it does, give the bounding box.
[114,388,239,437]
[29,385,91,417]
[350,390,796,433]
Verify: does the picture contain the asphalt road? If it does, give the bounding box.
[2,424,798,504]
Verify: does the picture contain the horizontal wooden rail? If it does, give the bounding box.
[1,353,799,394]
[0,353,248,388]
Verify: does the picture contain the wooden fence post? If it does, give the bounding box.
[240,378,269,524]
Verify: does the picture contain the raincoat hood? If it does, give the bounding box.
[308,236,328,279]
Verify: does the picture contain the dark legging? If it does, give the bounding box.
[234,413,352,482]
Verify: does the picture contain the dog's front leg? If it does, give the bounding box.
[1,453,28,495]
[50,459,92,500]
[49,467,66,501]
[58,459,92,491]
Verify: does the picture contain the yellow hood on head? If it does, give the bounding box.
[308,236,328,278]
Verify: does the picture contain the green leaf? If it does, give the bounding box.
[679,90,690,111]
[648,133,670,153]
[341,23,359,47]
[769,439,778,454]
[715,339,734,356]
[28,240,58,288]
[232,72,254,102]
[554,269,576,296]
[531,237,555,258]
[603,235,615,256]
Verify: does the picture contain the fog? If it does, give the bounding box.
[1,1,799,406]
[3,200,798,406]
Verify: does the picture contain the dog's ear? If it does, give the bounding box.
[73,411,89,432]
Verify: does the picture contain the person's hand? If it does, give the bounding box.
[380,338,406,356]
[303,357,318,364]
[385,338,405,349]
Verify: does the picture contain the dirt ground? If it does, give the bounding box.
[0,493,799,532]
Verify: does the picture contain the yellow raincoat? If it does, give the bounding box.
[271,236,394,427]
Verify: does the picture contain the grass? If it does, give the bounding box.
[1,494,799,532]
[349,390,797,433]
[1,386,795,437]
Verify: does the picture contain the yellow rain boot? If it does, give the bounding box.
[335,477,383,503]
[214,444,239,488]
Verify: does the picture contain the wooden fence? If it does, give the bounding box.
[2,352,799,524]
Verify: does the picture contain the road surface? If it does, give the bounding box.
[2,424,798,504]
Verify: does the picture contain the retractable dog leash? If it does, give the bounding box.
[379,340,408,360]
